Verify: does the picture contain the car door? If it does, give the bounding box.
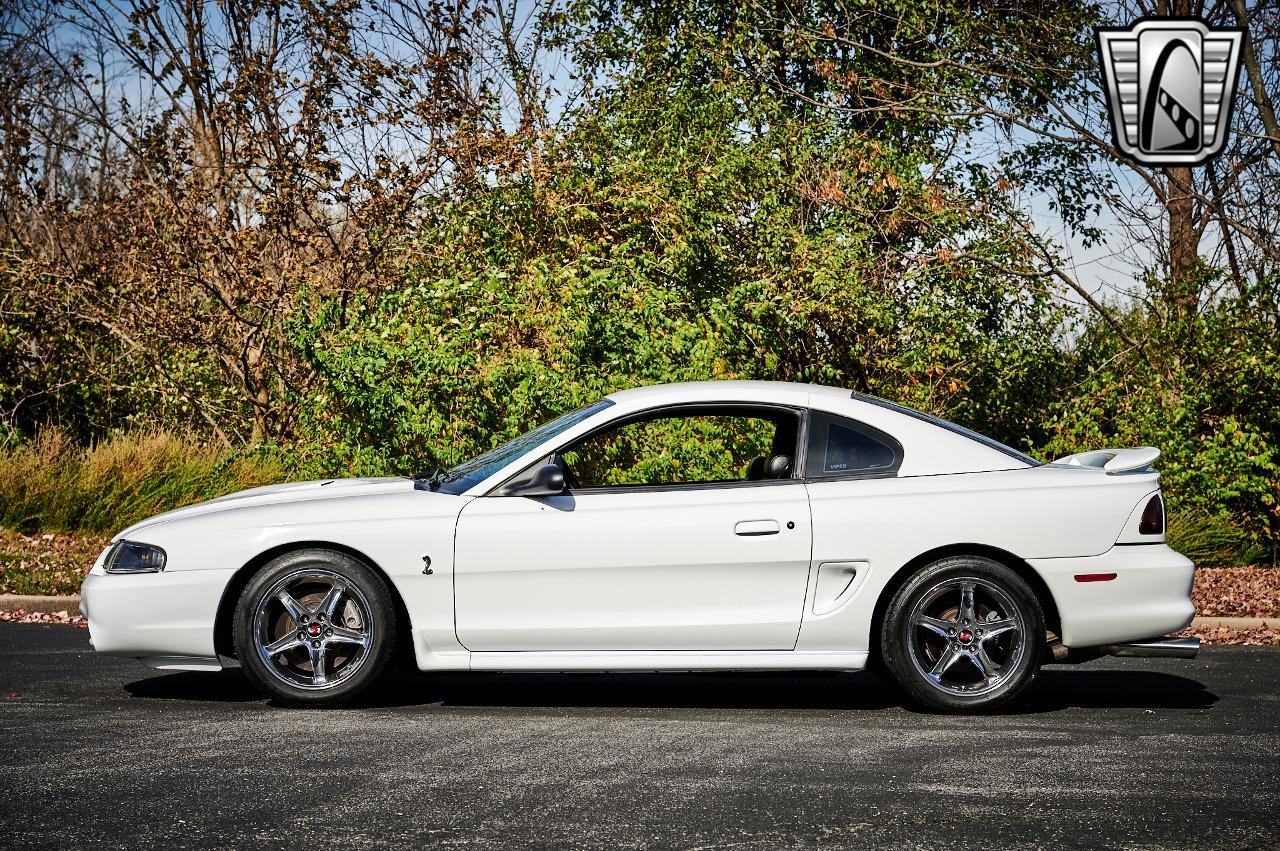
[452,406,813,652]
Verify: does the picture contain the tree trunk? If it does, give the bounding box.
[1227,0,1280,158]
[246,342,270,444]
[1163,0,1198,317]
[1165,167,1198,312]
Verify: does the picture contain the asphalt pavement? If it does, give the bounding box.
[1,623,1278,849]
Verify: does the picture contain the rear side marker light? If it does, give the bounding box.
[1075,573,1118,583]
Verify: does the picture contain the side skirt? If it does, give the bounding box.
[464,650,869,674]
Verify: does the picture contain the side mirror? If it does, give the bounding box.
[504,463,566,497]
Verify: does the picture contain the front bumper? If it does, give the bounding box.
[1030,544,1195,648]
[81,565,237,669]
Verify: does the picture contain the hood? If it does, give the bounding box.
[115,477,419,540]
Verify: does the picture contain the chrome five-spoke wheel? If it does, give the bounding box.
[253,569,374,690]
[908,577,1024,697]
[234,549,397,705]
[882,556,1044,713]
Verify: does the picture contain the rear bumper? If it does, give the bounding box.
[1030,544,1195,648]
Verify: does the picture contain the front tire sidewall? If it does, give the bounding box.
[233,549,397,706]
[881,557,1044,714]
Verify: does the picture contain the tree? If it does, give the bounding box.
[290,0,1074,473]
[1,0,551,442]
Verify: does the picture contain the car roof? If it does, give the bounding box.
[606,380,850,407]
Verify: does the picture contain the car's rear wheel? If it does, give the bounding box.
[881,556,1043,713]
[233,549,397,706]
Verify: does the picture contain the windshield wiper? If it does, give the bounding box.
[410,467,447,492]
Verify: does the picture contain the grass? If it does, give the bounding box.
[0,429,286,534]
[0,429,283,594]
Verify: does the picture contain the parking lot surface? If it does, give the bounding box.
[1,624,1278,849]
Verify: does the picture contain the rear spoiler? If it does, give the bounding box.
[1052,446,1160,474]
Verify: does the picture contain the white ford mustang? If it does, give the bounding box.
[81,381,1197,712]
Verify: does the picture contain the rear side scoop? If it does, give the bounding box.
[1052,446,1161,474]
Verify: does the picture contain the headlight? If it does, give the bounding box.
[104,541,167,574]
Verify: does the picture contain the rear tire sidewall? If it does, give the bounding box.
[881,556,1044,714]
[233,549,397,706]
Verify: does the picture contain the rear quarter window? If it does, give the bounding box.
[806,413,902,479]
[850,392,1039,466]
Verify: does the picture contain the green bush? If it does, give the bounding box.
[1166,509,1265,568]
[1042,274,1279,565]
[0,429,286,533]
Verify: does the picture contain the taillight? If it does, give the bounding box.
[1139,494,1165,535]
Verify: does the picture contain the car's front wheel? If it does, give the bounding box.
[880,556,1043,713]
[233,549,397,706]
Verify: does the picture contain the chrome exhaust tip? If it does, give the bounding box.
[1100,637,1200,659]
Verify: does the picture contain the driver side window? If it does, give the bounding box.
[561,411,792,489]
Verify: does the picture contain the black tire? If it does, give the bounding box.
[233,548,398,706]
[880,556,1044,714]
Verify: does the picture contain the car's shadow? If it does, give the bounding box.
[125,666,1218,713]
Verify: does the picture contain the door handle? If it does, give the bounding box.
[735,520,779,536]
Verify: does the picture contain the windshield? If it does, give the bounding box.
[434,399,615,494]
